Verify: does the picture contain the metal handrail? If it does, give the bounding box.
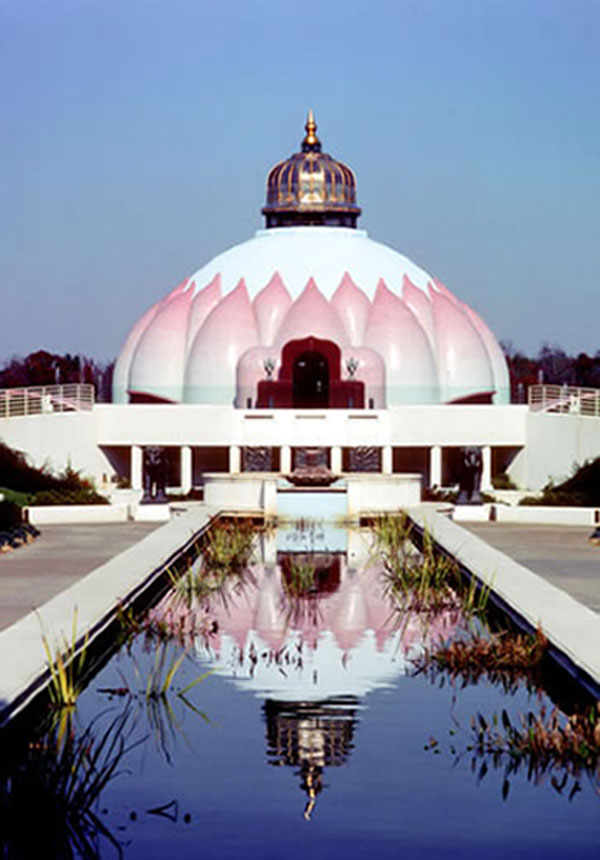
[0,384,95,418]
[528,384,600,417]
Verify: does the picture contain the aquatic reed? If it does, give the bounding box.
[466,700,600,799]
[373,514,492,619]
[0,709,137,857]
[200,519,256,575]
[39,608,89,710]
[414,625,548,689]
[282,558,317,598]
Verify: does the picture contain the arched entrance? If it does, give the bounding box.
[256,336,365,409]
[293,349,330,408]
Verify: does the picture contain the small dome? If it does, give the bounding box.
[262,111,361,229]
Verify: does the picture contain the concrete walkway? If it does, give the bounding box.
[0,523,160,631]
[464,523,600,613]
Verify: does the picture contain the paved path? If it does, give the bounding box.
[464,523,600,613]
[0,523,160,631]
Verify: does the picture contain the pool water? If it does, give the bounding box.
[3,525,600,858]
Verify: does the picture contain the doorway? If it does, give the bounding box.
[293,350,330,408]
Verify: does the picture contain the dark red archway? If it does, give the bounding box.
[256,336,364,409]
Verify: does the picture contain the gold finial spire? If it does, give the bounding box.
[302,109,321,152]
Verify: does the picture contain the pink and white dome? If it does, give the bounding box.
[113,113,509,407]
[113,226,509,406]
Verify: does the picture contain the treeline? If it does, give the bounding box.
[502,343,600,402]
[0,345,599,404]
[0,351,115,402]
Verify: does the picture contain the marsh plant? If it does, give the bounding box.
[373,514,491,618]
[467,700,600,799]
[162,519,258,609]
[282,557,317,598]
[98,642,213,765]
[40,607,89,711]
[414,626,548,691]
[200,519,257,576]
[0,709,137,858]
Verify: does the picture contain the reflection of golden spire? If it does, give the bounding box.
[302,109,321,152]
[302,765,321,821]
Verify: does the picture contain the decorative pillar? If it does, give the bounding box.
[181,445,192,494]
[382,445,392,475]
[280,445,292,474]
[430,445,442,488]
[330,445,342,474]
[229,445,241,474]
[481,445,492,492]
[131,445,143,491]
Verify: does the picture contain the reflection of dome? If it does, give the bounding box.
[264,697,358,821]
[113,113,509,407]
[149,553,463,701]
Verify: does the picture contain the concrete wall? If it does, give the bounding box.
[346,474,421,516]
[93,403,528,448]
[2,402,598,493]
[520,412,600,489]
[0,411,114,488]
[27,504,130,525]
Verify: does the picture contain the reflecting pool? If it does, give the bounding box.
[2,521,600,858]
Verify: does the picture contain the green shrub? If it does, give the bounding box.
[0,442,56,492]
[30,488,109,506]
[0,500,23,529]
[0,486,31,507]
[0,441,108,505]
[519,459,600,507]
[492,472,517,490]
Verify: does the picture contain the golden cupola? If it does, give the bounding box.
[262,110,361,229]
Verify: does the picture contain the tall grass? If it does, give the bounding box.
[372,514,491,619]
[414,626,548,691]
[39,608,89,711]
[200,519,256,576]
[0,709,137,857]
[465,700,600,799]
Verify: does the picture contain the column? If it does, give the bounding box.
[330,445,342,473]
[382,445,392,475]
[430,445,442,488]
[481,445,492,492]
[180,445,192,494]
[131,445,143,491]
[280,445,292,474]
[229,445,241,474]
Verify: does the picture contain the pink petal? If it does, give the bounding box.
[364,279,438,403]
[128,287,194,402]
[402,275,435,351]
[186,274,222,353]
[330,272,371,345]
[253,272,292,345]
[274,278,349,349]
[340,347,386,408]
[184,279,259,404]
[429,289,494,402]
[112,298,162,403]
[462,303,510,403]
[236,346,280,409]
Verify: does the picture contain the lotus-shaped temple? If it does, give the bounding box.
[114,113,509,409]
[3,112,595,499]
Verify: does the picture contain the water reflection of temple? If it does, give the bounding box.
[150,526,462,816]
[264,697,359,820]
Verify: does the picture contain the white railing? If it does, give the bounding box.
[0,384,95,418]
[528,384,600,417]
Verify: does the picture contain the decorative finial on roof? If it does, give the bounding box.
[263,111,361,228]
[302,108,321,152]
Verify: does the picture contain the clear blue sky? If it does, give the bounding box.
[1,0,599,363]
